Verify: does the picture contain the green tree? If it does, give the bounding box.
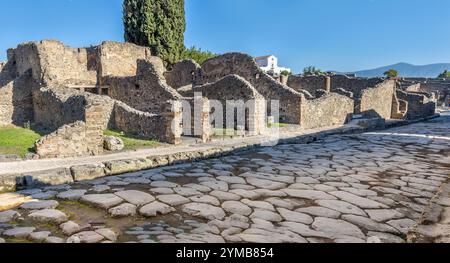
[280,70,291,76]
[303,66,322,75]
[438,70,450,78]
[383,69,399,78]
[123,0,186,65]
[181,46,217,65]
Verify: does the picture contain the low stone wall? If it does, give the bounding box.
[113,102,182,145]
[35,121,89,158]
[105,59,183,114]
[300,93,354,130]
[198,53,303,124]
[287,75,331,97]
[397,90,436,120]
[359,80,395,119]
[164,59,201,89]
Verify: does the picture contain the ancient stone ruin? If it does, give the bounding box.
[0,40,438,159]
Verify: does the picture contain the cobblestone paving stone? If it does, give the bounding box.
[0,114,449,243]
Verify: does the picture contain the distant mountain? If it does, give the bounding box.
[352,63,450,78]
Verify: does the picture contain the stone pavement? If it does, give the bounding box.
[0,113,449,243]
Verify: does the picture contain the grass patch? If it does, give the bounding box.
[104,130,161,150]
[0,125,42,157]
[212,128,239,137]
[269,123,289,128]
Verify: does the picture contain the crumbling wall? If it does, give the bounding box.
[300,93,354,130]
[391,91,407,119]
[35,121,89,158]
[198,53,303,124]
[0,61,34,126]
[287,75,331,97]
[164,59,201,89]
[93,41,152,83]
[330,75,385,98]
[192,75,266,136]
[397,90,436,120]
[32,87,115,132]
[105,59,183,114]
[11,40,97,86]
[359,80,395,119]
[113,101,182,144]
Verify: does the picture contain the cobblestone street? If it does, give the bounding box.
[1,113,449,243]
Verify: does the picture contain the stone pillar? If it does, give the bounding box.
[161,100,183,145]
[193,95,211,143]
[246,99,267,136]
[84,103,105,155]
[324,76,331,92]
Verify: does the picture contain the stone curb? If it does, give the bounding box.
[0,114,441,193]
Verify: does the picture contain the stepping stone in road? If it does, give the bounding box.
[114,190,155,206]
[29,231,51,242]
[0,210,21,223]
[57,190,87,201]
[67,231,105,243]
[29,209,69,224]
[80,194,124,209]
[3,227,36,239]
[108,203,137,218]
[20,200,59,210]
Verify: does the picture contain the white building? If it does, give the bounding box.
[254,55,291,77]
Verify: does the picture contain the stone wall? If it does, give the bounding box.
[164,59,201,89]
[32,86,115,132]
[93,41,152,83]
[359,80,395,119]
[300,93,354,130]
[192,75,266,136]
[287,75,331,97]
[0,63,35,126]
[105,59,183,114]
[35,121,89,158]
[11,40,98,86]
[113,101,182,144]
[397,90,436,120]
[330,75,385,98]
[198,53,303,124]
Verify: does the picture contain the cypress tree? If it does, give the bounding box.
[123,0,186,65]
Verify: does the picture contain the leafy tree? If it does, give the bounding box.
[303,66,322,75]
[181,46,217,65]
[383,69,399,78]
[438,70,450,78]
[280,70,291,76]
[123,0,186,65]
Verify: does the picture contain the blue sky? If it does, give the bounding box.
[1,0,449,73]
